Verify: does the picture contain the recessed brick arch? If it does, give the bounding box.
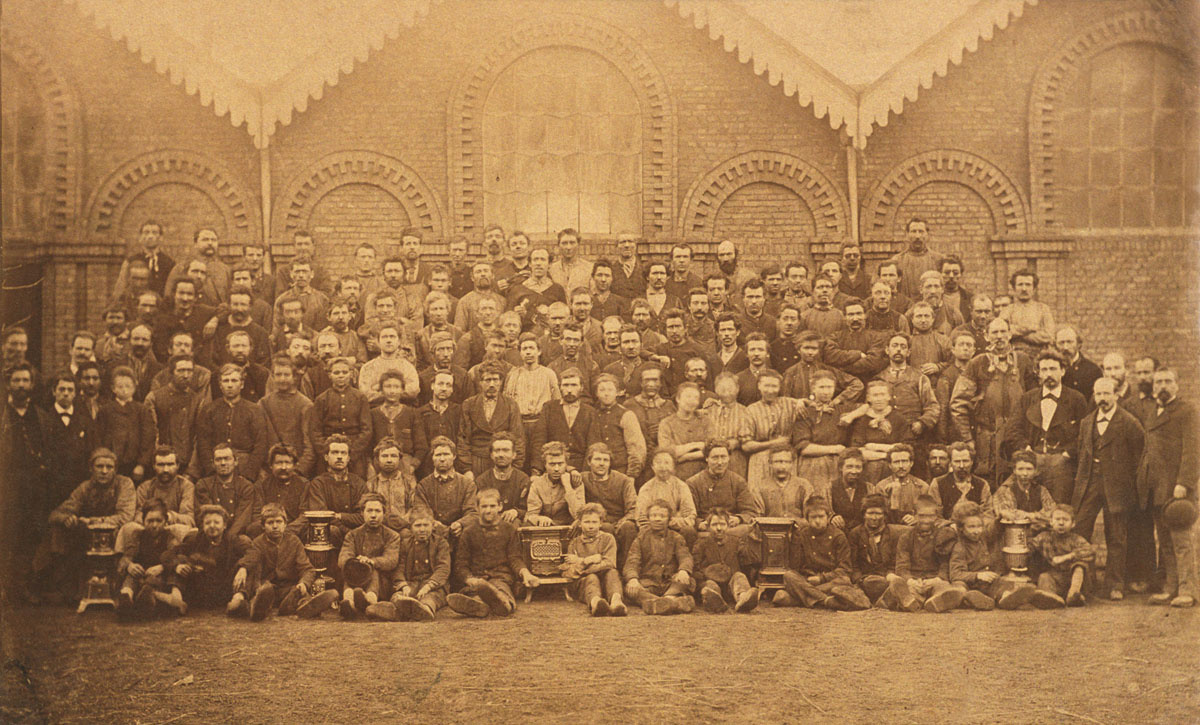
[447,13,677,237]
[85,149,261,245]
[679,151,848,239]
[1,25,83,235]
[1029,10,1191,230]
[271,150,445,254]
[861,149,1028,241]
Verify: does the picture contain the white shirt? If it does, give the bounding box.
[1040,385,1060,431]
[1095,408,1113,437]
[54,402,74,427]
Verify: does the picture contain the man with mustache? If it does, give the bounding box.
[454,261,506,333]
[164,227,231,304]
[112,219,175,299]
[209,287,271,368]
[887,218,943,300]
[1017,350,1088,504]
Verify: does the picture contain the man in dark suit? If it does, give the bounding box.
[1016,350,1088,504]
[1137,368,1198,608]
[529,368,596,475]
[41,373,96,512]
[1055,325,1103,401]
[1071,377,1145,600]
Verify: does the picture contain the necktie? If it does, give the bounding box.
[1096,415,1110,436]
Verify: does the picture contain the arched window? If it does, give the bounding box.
[482,46,641,236]
[1,54,46,238]
[1056,42,1198,229]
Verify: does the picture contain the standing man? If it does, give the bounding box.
[939,254,973,325]
[1055,325,1103,401]
[665,244,702,301]
[459,361,526,476]
[193,364,269,482]
[1137,368,1197,608]
[164,227,231,304]
[589,260,628,322]
[1016,350,1087,504]
[950,295,993,356]
[112,220,175,300]
[1070,377,1144,600]
[1001,268,1055,357]
[273,258,330,334]
[549,228,593,294]
[611,233,647,300]
[454,261,506,332]
[838,242,872,301]
[715,239,756,306]
[909,270,964,335]
[887,218,942,301]
[276,230,332,295]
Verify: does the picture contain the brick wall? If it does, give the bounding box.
[890,182,999,294]
[307,183,414,280]
[712,182,818,267]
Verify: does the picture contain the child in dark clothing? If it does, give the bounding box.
[447,488,540,618]
[246,503,317,621]
[1031,504,1095,608]
[563,503,627,616]
[116,499,174,618]
[947,500,1010,611]
[337,493,402,620]
[691,508,759,614]
[163,504,253,616]
[370,509,452,622]
[623,499,695,615]
[886,495,961,613]
[780,496,871,610]
[846,494,899,605]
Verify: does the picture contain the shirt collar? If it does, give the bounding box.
[55,402,74,415]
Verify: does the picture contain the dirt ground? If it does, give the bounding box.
[2,591,1197,725]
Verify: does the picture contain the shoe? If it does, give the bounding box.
[591,597,611,617]
[352,588,369,615]
[874,586,897,610]
[278,587,303,616]
[997,584,1036,610]
[1148,592,1174,605]
[1029,589,1066,609]
[391,595,420,621]
[888,578,920,613]
[339,596,358,621]
[296,590,338,619]
[365,601,399,621]
[475,581,513,617]
[1066,590,1086,608]
[116,589,135,618]
[226,592,249,618]
[701,587,728,614]
[643,596,671,615]
[1129,581,1148,593]
[609,597,628,617]
[412,601,437,622]
[669,596,695,614]
[135,585,156,617]
[734,587,760,613]
[1108,589,1124,601]
[923,588,964,613]
[771,589,795,607]
[447,593,490,618]
[1170,595,1195,608]
[250,583,275,622]
[962,590,996,611]
[831,586,871,611]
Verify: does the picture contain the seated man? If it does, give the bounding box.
[686,440,756,537]
[369,509,451,622]
[778,496,870,610]
[446,488,539,618]
[413,436,478,540]
[195,443,259,540]
[300,435,369,555]
[473,433,530,527]
[871,443,930,526]
[245,502,318,621]
[691,508,760,614]
[846,494,899,606]
[161,504,254,616]
[525,442,586,527]
[115,499,175,619]
[562,502,627,617]
[635,450,698,546]
[337,493,402,620]
[116,446,196,555]
[38,448,136,600]
[886,495,961,613]
[622,499,695,615]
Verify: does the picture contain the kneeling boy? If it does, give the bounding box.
[447,488,540,618]
[563,503,627,616]
[622,499,695,615]
[692,508,759,614]
[337,493,402,620]
[780,496,870,610]
[370,510,451,622]
[247,503,320,620]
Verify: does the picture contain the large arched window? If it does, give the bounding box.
[1,54,46,238]
[482,46,642,236]
[1056,42,1198,229]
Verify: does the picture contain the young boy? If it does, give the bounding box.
[947,500,1013,611]
[115,499,174,619]
[846,494,899,606]
[246,503,319,621]
[162,504,254,616]
[1031,504,1095,608]
[780,497,870,610]
[562,502,626,617]
[337,493,402,620]
[622,499,695,615]
[887,495,961,613]
[872,443,930,525]
[691,508,759,614]
[369,509,451,622]
[447,488,540,618]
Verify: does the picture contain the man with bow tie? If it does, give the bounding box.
[1016,349,1088,504]
[1070,376,1145,600]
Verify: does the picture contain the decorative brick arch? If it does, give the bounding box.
[1,26,83,235]
[447,14,677,237]
[271,150,444,253]
[1028,10,1191,230]
[679,151,848,239]
[85,149,261,245]
[861,149,1028,241]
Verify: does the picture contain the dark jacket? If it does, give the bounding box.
[1135,397,1199,508]
[1017,385,1088,455]
[1071,405,1145,514]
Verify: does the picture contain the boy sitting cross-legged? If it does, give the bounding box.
[337,493,402,620]
[1030,504,1095,608]
[623,499,695,615]
[692,508,760,614]
[115,499,176,619]
[562,502,627,617]
[447,488,540,618]
[368,509,451,622]
[779,496,871,611]
[246,503,319,621]
[886,494,962,613]
[947,500,1016,611]
[162,504,254,617]
[846,494,900,607]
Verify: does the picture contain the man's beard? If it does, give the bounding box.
[1139,380,1153,395]
[848,321,864,331]
[1156,389,1172,404]
[476,280,492,290]
[9,388,29,405]
[562,392,579,403]
[717,259,736,275]
[929,464,949,478]
[231,312,250,325]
